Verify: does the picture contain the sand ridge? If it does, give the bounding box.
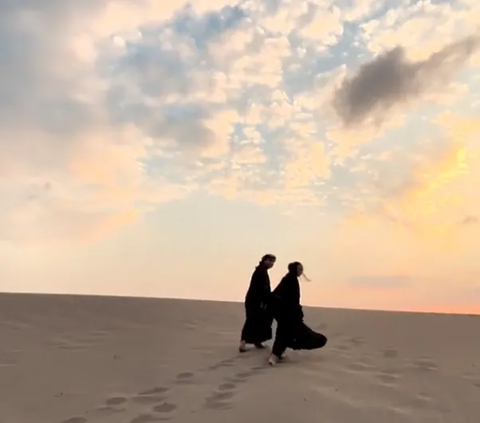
[0,294,479,423]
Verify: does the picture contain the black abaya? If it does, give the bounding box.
[240,266,273,344]
[288,322,328,350]
[271,272,327,356]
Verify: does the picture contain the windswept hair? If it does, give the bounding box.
[260,254,276,263]
[287,261,311,281]
[288,261,302,273]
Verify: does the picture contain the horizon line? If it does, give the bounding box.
[1,290,478,317]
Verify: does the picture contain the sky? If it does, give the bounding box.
[1,0,480,314]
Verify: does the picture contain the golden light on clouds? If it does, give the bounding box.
[2,0,480,313]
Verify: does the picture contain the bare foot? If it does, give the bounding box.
[239,341,248,353]
[254,343,265,349]
[268,354,279,366]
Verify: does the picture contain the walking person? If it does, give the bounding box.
[239,254,276,353]
[269,261,327,365]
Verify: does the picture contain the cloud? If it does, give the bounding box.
[1,0,479,247]
[342,135,469,234]
[332,35,479,127]
[0,0,195,246]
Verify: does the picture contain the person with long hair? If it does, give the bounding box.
[239,254,276,353]
[269,261,327,365]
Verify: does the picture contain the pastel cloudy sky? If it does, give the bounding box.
[1,0,479,314]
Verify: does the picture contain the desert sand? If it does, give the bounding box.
[0,293,479,423]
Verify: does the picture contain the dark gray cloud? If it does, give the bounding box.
[332,35,480,126]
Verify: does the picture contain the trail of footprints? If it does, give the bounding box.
[203,365,266,410]
[62,386,178,423]
[59,353,267,423]
[59,330,463,423]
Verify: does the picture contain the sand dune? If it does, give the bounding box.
[0,293,479,423]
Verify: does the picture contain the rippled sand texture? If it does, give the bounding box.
[0,293,479,423]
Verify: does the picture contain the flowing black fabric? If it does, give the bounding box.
[288,322,327,350]
[240,266,273,344]
[271,272,304,322]
[271,272,327,356]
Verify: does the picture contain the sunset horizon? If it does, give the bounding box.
[1,0,479,316]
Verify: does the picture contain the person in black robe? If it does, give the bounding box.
[239,254,276,353]
[269,261,327,365]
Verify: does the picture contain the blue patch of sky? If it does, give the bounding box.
[283,21,372,100]
[170,3,248,49]
[258,124,291,162]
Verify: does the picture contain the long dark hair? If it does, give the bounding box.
[287,261,311,281]
[259,254,276,266]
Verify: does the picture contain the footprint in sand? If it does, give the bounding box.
[131,387,170,405]
[91,388,170,418]
[203,364,265,410]
[105,396,128,406]
[203,389,237,411]
[60,382,176,422]
[218,382,237,390]
[206,357,237,371]
[174,372,195,385]
[230,369,258,384]
[132,386,178,420]
[207,362,265,409]
[91,387,177,422]
[152,402,177,413]
[383,348,398,359]
[90,396,128,417]
[148,401,177,421]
